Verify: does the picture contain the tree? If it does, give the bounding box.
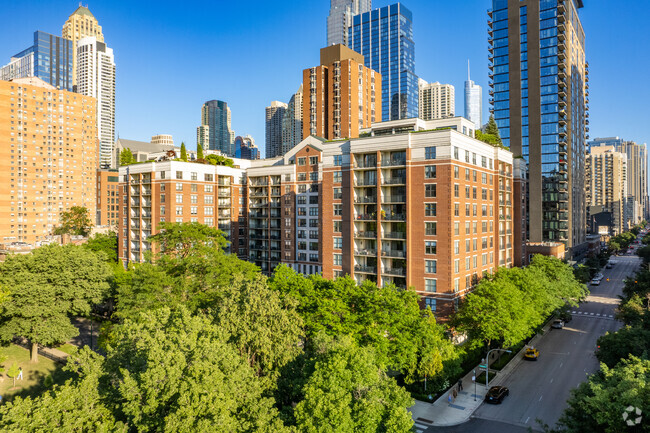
[554,356,650,433]
[104,307,289,432]
[53,206,93,237]
[293,334,414,433]
[485,115,501,139]
[119,147,135,166]
[0,245,111,362]
[475,115,503,147]
[197,142,204,159]
[7,362,19,388]
[0,349,126,432]
[596,326,650,368]
[83,231,118,263]
[180,141,188,161]
[206,153,235,167]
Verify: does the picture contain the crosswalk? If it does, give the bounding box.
[414,417,433,433]
[570,310,615,320]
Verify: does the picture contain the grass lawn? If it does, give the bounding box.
[476,370,498,384]
[0,344,68,401]
[55,343,78,356]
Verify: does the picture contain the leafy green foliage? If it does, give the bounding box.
[293,334,414,433]
[7,362,19,387]
[53,206,93,237]
[0,245,111,362]
[555,357,650,433]
[597,326,650,368]
[205,153,235,167]
[197,142,204,159]
[475,115,503,148]
[453,255,587,348]
[180,141,188,161]
[119,147,135,166]
[83,232,118,263]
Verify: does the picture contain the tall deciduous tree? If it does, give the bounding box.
[53,206,93,237]
[119,147,135,166]
[293,334,414,433]
[84,231,118,263]
[180,141,188,161]
[0,245,111,362]
[197,142,204,159]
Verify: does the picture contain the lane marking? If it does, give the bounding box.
[550,378,554,383]
[560,362,563,368]
[539,395,543,402]
[525,417,530,424]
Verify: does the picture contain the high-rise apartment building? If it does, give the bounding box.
[464,62,483,129]
[151,134,174,146]
[118,159,252,264]
[97,168,119,227]
[235,135,260,160]
[1,31,73,91]
[117,116,514,320]
[76,37,115,168]
[0,77,98,243]
[197,100,235,156]
[489,0,588,255]
[327,0,371,47]
[281,84,304,156]
[265,101,287,158]
[302,44,380,140]
[585,146,627,234]
[62,5,104,89]
[349,3,418,121]
[419,79,455,120]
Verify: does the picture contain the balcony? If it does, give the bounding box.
[356,213,377,221]
[383,231,406,239]
[381,250,406,258]
[355,196,377,204]
[354,249,377,257]
[383,195,406,203]
[383,267,406,277]
[354,265,377,274]
[381,158,406,167]
[383,177,406,186]
[355,231,377,238]
[354,160,377,170]
[383,213,405,221]
[355,178,377,187]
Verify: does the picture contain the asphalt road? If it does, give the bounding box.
[426,254,642,433]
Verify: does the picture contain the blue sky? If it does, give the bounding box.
[1,1,649,156]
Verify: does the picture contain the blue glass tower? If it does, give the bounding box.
[10,31,73,91]
[349,3,418,121]
[489,0,588,253]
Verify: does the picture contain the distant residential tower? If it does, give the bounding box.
[464,61,482,129]
[197,100,235,156]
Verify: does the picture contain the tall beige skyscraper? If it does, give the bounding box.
[586,146,627,234]
[419,79,455,120]
[62,5,104,88]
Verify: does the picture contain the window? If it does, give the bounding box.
[309,195,319,204]
[425,241,437,254]
[425,222,437,235]
[204,173,213,182]
[425,166,436,179]
[176,183,183,191]
[466,222,471,234]
[176,171,183,179]
[473,187,477,199]
[334,155,343,166]
[482,173,488,184]
[454,222,459,235]
[334,237,342,249]
[425,279,437,292]
[190,206,198,215]
[309,219,318,227]
[160,194,166,202]
[298,207,307,216]
[297,157,306,166]
[333,171,343,183]
[204,207,213,215]
[309,207,319,216]
[454,204,460,216]
[298,173,307,181]
[191,184,198,192]
[465,169,470,180]
[160,205,165,215]
[425,203,437,216]
[191,195,198,204]
[425,184,437,197]
[175,206,183,216]
[466,204,471,216]
[160,171,166,179]
[176,194,183,204]
[466,257,471,269]
[425,147,436,159]
[425,260,437,274]
[333,187,342,199]
[482,188,488,200]
[454,240,460,254]
[298,185,307,193]
[205,185,213,193]
[454,166,459,178]
[334,221,342,233]
[191,172,197,181]
[454,259,460,273]
[466,186,471,198]
[425,298,436,312]
[333,254,343,266]
[309,156,318,165]
[334,204,343,216]
[205,196,214,205]
[454,184,459,197]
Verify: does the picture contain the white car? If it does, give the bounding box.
[590,279,601,286]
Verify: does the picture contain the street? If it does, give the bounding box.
[425,255,641,433]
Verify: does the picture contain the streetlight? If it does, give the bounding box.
[484,348,512,389]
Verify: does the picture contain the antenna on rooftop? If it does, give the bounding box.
[467,59,471,81]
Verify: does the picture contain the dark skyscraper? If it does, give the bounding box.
[197,100,235,156]
[349,3,418,122]
[489,0,588,254]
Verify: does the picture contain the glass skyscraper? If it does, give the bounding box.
[1,31,73,91]
[489,0,588,253]
[464,62,482,129]
[327,0,371,47]
[197,100,235,156]
[349,3,418,121]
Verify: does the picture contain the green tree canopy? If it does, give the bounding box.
[119,148,135,166]
[555,356,650,433]
[197,142,204,159]
[0,245,111,362]
[293,334,414,433]
[475,115,503,147]
[83,231,118,263]
[53,206,93,237]
[596,326,650,368]
[206,153,235,167]
[180,141,188,161]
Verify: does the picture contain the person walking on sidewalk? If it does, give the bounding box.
[457,378,463,392]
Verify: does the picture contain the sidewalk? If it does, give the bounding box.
[410,321,553,429]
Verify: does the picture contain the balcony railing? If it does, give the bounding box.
[383,177,406,185]
[383,267,406,276]
[383,232,406,239]
[383,213,405,221]
[381,158,406,167]
[355,196,377,204]
[381,250,406,258]
[383,195,406,203]
[354,249,377,256]
[354,265,377,274]
[355,231,377,238]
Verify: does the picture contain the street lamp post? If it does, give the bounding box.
[485,348,512,389]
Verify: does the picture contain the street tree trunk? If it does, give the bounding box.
[30,341,38,363]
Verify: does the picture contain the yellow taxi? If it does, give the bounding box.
[524,347,539,361]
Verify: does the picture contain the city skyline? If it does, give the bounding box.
[1,1,649,163]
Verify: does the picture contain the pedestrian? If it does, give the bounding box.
[17,367,23,381]
[458,378,463,391]
[448,393,452,404]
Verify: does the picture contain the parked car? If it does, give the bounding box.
[590,279,601,286]
[485,386,509,404]
[552,319,565,329]
[524,347,539,360]
[594,273,604,280]
[606,263,613,269]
